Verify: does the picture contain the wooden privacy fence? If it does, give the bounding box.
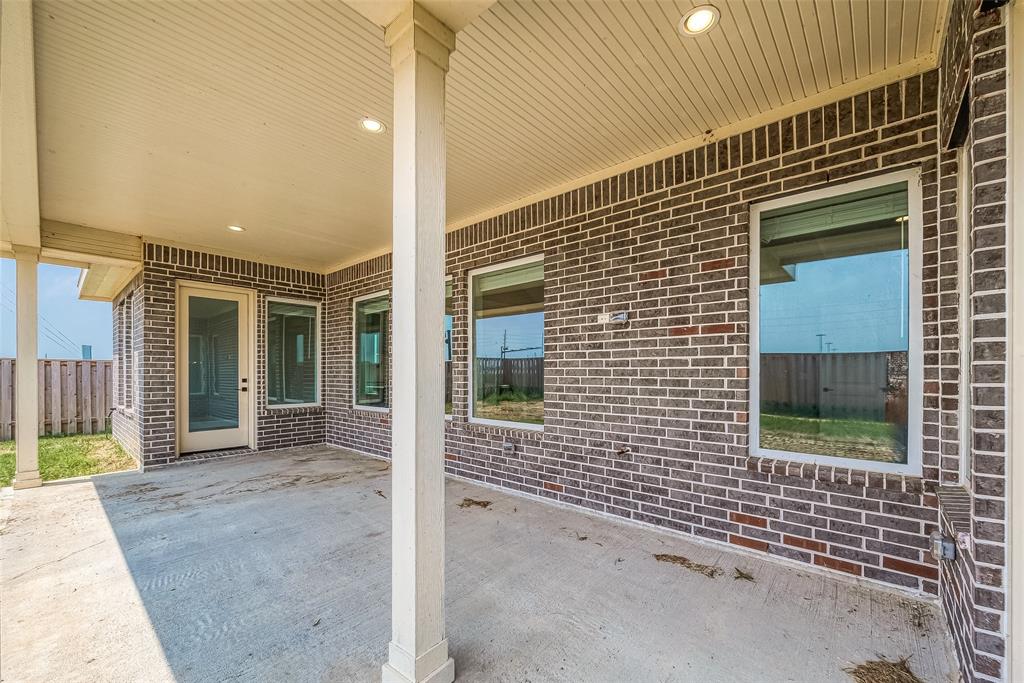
[0,359,113,440]
[475,357,544,398]
[759,351,908,421]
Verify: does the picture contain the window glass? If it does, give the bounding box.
[445,281,453,415]
[758,182,910,464]
[355,294,390,408]
[472,260,544,425]
[267,300,318,406]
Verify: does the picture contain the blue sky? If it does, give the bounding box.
[760,250,909,354]
[475,312,543,358]
[0,259,113,359]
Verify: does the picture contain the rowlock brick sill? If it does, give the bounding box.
[746,455,926,493]
[935,486,971,535]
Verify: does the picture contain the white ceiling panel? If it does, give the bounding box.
[33,0,949,270]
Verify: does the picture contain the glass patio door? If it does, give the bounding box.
[178,285,250,453]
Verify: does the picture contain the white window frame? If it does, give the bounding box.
[749,169,923,476]
[119,297,134,410]
[266,296,321,410]
[353,289,391,413]
[467,254,545,432]
[958,144,973,486]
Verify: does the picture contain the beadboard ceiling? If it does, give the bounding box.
[33,0,949,271]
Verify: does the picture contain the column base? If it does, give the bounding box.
[12,471,42,489]
[381,658,454,683]
[381,641,454,683]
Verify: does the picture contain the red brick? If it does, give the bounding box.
[700,323,735,335]
[814,554,863,576]
[669,325,699,336]
[639,269,667,281]
[784,535,826,553]
[701,257,735,272]
[730,512,768,528]
[444,453,458,461]
[729,534,768,552]
[883,556,938,580]
[543,481,564,493]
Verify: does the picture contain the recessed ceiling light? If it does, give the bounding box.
[679,5,720,36]
[227,225,245,232]
[360,117,385,134]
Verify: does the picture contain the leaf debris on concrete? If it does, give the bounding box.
[457,498,492,509]
[653,553,722,579]
[843,656,923,683]
[374,489,387,499]
[733,568,755,582]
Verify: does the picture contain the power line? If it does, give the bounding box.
[2,284,83,352]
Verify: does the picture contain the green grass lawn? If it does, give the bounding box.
[760,413,907,463]
[0,433,136,487]
[760,413,899,442]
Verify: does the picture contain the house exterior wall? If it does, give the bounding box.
[326,69,953,596]
[935,2,1011,681]
[112,244,327,467]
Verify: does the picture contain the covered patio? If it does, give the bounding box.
[0,446,956,682]
[2,0,1023,680]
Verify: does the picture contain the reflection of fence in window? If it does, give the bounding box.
[759,351,908,422]
[474,357,544,400]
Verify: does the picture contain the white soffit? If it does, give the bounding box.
[33,0,949,271]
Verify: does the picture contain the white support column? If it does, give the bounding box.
[382,4,455,683]
[2,0,43,490]
[1,0,43,249]
[12,246,41,489]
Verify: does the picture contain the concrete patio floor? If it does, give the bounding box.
[1,446,957,682]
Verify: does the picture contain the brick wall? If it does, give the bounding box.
[326,69,957,598]
[934,2,1012,681]
[116,244,327,467]
[325,255,393,456]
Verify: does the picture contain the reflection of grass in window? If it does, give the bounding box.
[760,413,905,463]
[476,389,544,425]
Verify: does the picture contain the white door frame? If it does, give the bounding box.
[175,280,257,454]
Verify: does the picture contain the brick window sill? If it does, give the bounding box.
[746,454,925,492]
[460,419,544,440]
[936,486,971,535]
[262,404,325,415]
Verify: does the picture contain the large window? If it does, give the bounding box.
[751,173,920,473]
[354,292,390,410]
[267,299,318,407]
[470,257,544,428]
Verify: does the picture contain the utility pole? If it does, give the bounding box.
[816,333,825,353]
